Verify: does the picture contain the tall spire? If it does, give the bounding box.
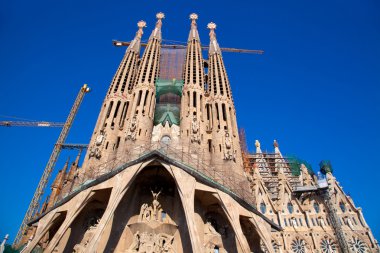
[180,13,207,155]
[188,13,200,41]
[126,12,164,148]
[108,20,146,94]
[207,22,221,55]
[128,20,146,54]
[273,139,281,154]
[255,140,262,153]
[149,12,164,41]
[82,19,148,172]
[206,21,242,173]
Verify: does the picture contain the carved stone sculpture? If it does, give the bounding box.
[127,231,174,253]
[138,190,163,223]
[88,146,101,159]
[223,130,235,161]
[190,115,200,144]
[126,115,138,141]
[73,218,100,253]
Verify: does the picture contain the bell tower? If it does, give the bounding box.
[206,22,243,172]
[126,13,164,149]
[83,20,146,171]
[180,13,209,158]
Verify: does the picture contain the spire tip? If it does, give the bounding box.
[190,13,198,20]
[207,22,217,30]
[137,20,147,29]
[156,12,165,20]
[255,140,260,148]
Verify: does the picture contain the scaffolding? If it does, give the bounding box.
[159,48,186,80]
[51,141,258,216]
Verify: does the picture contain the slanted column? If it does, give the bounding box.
[206,22,243,173]
[126,13,164,148]
[180,13,209,159]
[82,21,145,174]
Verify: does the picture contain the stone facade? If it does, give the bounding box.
[20,13,378,253]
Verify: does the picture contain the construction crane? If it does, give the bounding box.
[13,84,91,247]
[0,121,64,127]
[112,40,265,54]
[0,121,89,150]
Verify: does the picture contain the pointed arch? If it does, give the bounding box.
[239,216,264,252]
[102,163,192,253]
[58,188,112,253]
[29,211,67,252]
[194,189,239,252]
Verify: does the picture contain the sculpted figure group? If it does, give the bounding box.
[127,231,174,253]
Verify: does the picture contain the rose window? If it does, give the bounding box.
[291,238,307,253]
[321,238,337,253]
[349,238,369,253]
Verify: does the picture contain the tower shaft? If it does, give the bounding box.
[83,22,145,172]
[206,23,243,171]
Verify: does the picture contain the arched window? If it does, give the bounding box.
[260,202,267,214]
[287,202,294,214]
[339,202,346,213]
[314,202,320,213]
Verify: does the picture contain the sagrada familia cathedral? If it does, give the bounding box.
[18,13,378,253]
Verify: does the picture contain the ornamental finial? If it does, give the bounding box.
[156,12,165,20]
[137,20,147,29]
[190,13,198,21]
[136,20,146,38]
[273,139,279,148]
[255,140,261,148]
[207,22,217,30]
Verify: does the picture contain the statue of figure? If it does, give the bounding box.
[291,218,297,227]
[223,130,234,160]
[127,231,140,253]
[151,189,162,221]
[89,146,101,159]
[162,235,174,252]
[151,189,162,201]
[255,140,260,148]
[205,221,218,235]
[127,115,138,141]
[138,203,149,222]
[95,132,105,146]
[346,217,355,230]
[142,204,151,222]
[73,217,99,252]
[191,115,200,144]
[319,217,326,228]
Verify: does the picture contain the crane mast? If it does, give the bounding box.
[13,84,90,247]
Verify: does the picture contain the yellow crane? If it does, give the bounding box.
[13,84,90,247]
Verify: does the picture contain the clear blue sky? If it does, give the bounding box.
[1,0,379,243]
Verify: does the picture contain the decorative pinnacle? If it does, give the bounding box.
[255,140,261,148]
[136,20,146,38]
[156,12,165,20]
[190,13,198,21]
[273,139,279,148]
[137,20,147,29]
[207,22,217,30]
